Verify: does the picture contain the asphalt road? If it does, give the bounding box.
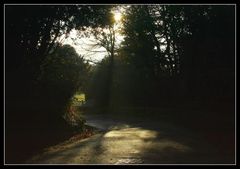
[27,113,234,164]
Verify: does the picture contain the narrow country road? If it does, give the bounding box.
[27,113,228,164]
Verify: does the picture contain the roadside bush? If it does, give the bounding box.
[36,44,89,132]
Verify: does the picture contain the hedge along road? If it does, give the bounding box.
[27,112,231,164]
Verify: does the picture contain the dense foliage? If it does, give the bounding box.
[5,5,112,163]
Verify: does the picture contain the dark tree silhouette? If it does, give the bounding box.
[5,5,112,163]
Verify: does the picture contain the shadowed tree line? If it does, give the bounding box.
[5,5,235,163]
[5,5,113,163]
[87,5,235,110]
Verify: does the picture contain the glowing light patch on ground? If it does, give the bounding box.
[27,119,195,164]
[103,128,158,139]
[102,127,191,156]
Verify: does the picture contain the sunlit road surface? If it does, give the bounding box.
[27,113,232,164]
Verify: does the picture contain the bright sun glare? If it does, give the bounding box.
[114,12,122,22]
